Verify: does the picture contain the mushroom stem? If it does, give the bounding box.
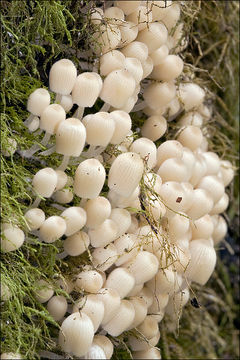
[73,106,84,119]
[39,351,64,360]
[100,103,111,112]
[55,93,62,104]
[132,100,147,112]
[56,250,68,260]
[41,132,52,146]
[57,155,70,171]
[31,197,42,208]
[51,203,67,211]
[39,145,56,156]
[24,113,35,126]
[34,129,43,136]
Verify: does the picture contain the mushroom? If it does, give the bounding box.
[58,312,94,357]
[100,69,136,109]
[84,196,111,229]
[108,152,144,197]
[92,244,118,272]
[39,216,66,243]
[32,167,58,207]
[34,279,54,303]
[74,159,105,199]
[63,231,90,257]
[1,223,25,252]
[75,270,103,294]
[104,267,135,299]
[25,88,50,127]
[55,117,86,171]
[72,72,103,119]
[24,208,45,231]
[73,294,104,332]
[136,22,168,53]
[102,299,135,336]
[82,112,115,157]
[49,59,77,103]
[141,115,167,142]
[47,295,68,322]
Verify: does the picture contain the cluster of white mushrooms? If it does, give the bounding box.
[1,1,235,359]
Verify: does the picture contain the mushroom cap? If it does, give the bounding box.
[97,288,121,325]
[64,231,90,257]
[72,72,103,107]
[105,267,135,299]
[56,117,86,157]
[121,41,149,64]
[27,88,50,116]
[47,295,68,321]
[102,299,135,336]
[108,152,144,197]
[82,112,115,147]
[32,167,58,198]
[84,196,111,229]
[100,69,136,109]
[185,239,216,285]
[150,44,169,66]
[59,312,94,357]
[119,21,138,47]
[100,50,125,76]
[24,208,45,231]
[127,5,153,31]
[150,54,184,81]
[1,223,25,252]
[143,81,176,110]
[40,104,66,135]
[92,244,118,272]
[39,216,66,243]
[136,22,168,53]
[74,159,106,199]
[34,279,54,303]
[141,115,167,142]
[61,207,87,236]
[49,59,77,95]
[130,137,157,170]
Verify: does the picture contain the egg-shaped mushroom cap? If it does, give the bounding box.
[32,167,58,198]
[34,279,54,303]
[64,231,90,257]
[93,335,114,360]
[119,21,138,47]
[97,287,121,325]
[121,41,149,64]
[178,83,205,111]
[150,54,184,81]
[130,137,157,170]
[74,159,106,199]
[124,251,159,285]
[127,5,153,31]
[100,69,136,109]
[143,81,176,110]
[82,112,115,147]
[59,312,94,357]
[141,115,167,142]
[40,104,66,135]
[92,244,118,272]
[84,196,111,229]
[27,88,50,116]
[49,59,77,95]
[102,299,135,336]
[108,152,144,197]
[115,1,141,16]
[61,207,87,236]
[39,216,66,243]
[100,50,125,76]
[72,72,102,107]
[105,267,135,299]
[24,208,45,231]
[136,22,168,53]
[110,110,132,145]
[47,295,68,321]
[1,223,25,252]
[56,117,86,157]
